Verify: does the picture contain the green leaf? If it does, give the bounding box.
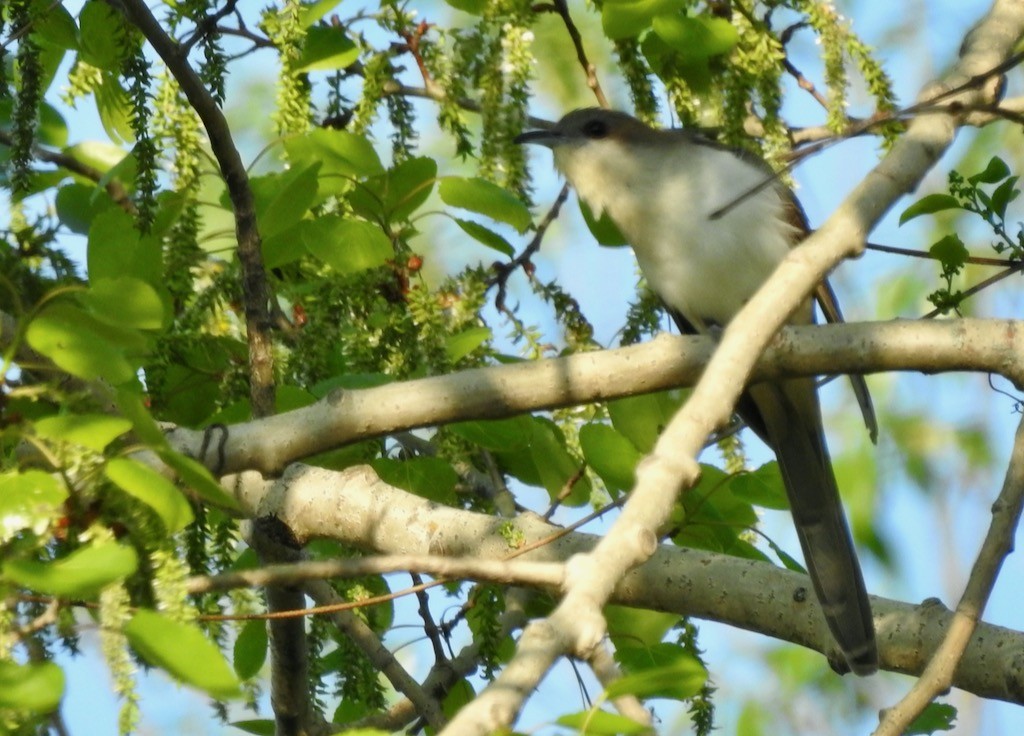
[764,535,805,572]
[737,701,769,736]
[94,71,134,145]
[371,457,459,505]
[579,199,628,246]
[728,462,788,510]
[672,464,761,554]
[579,423,640,492]
[3,542,138,597]
[898,193,962,225]
[78,1,122,69]
[652,14,738,61]
[450,416,533,452]
[300,0,343,26]
[33,414,131,451]
[606,606,678,649]
[348,157,438,222]
[601,0,680,40]
[530,419,589,506]
[381,157,438,220]
[283,129,384,181]
[968,156,1011,185]
[125,610,242,699]
[0,470,67,544]
[229,720,276,736]
[445,326,492,362]
[299,219,391,276]
[31,0,78,49]
[251,163,321,239]
[195,176,237,255]
[233,619,268,680]
[604,653,707,700]
[64,140,129,172]
[454,219,515,256]
[445,0,487,15]
[157,449,240,511]
[81,277,165,330]
[0,98,72,150]
[0,660,64,714]
[105,458,194,534]
[642,32,715,90]
[607,392,682,453]
[276,385,318,413]
[303,217,393,274]
[295,25,359,72]
[88,208,161,285]
[37,102,70,147]
[311,372,393,396]
[557,710,650,735]
[115,386,169,447]
[929,233,969,275]
[990,175,1020,219]
[442,679,476,720]
[55,183,116,234]
[491,444,543,488]
[26,302,140,384]
[262,221,309,269]
[905,702,957,734]
[438,177,533,233]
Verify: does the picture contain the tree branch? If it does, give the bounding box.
[114,0,275,416]
[186,555,562,595]
[113,2,294,728]
[0,130,136,213]
[166,319,1024,477]
[225,465,1024,706]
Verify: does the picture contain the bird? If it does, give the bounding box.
[515,108,878,675]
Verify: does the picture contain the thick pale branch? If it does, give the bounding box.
[167,319,1024,476]
[227,466,1024,705]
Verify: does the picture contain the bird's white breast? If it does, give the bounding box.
[554,137,799,329]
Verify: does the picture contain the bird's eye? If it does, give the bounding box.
[581,119,608,139]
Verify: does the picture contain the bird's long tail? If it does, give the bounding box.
[745,379,878,675]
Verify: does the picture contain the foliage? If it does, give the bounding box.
[900,155,1021,314]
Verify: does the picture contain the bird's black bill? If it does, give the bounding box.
[514,129,558,146]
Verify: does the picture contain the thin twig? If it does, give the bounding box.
[491,183,571,315]
[115,0,276,417]
[921,264,1023,318]
[542,463,588,521]
[872,415,1024,735]
[411,572,449,663]
[550,0,609,108]
[866,241,1017,267]
[0,130,136,214]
